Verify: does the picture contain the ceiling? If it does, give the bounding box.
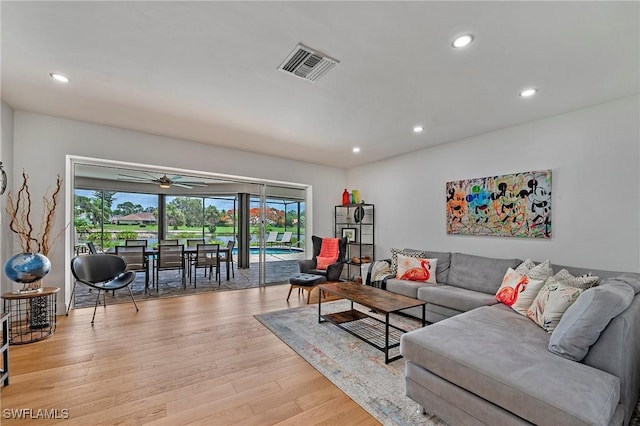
[2,1,638,169]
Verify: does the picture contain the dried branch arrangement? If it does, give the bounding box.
[6,171,63,256]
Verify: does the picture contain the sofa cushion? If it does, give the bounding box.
[602,274,640,294]
[527,277,584,332]
[418,285,498,312]
[424,303,463,323]
[447,252,521,294]
[386,278,436,299]
[423,251,451,284]
[396,254,437,283]
[549,280,635,361]
[400,306,620,426]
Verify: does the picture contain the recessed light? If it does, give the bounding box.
[452,34,474,49]
[519,88,538,98]
[413,126,424,133]
[352,147,360,153]
[49,73,70,83]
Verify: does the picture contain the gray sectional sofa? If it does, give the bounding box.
[385,251,640,425]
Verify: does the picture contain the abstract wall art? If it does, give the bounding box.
[446,170,551,238]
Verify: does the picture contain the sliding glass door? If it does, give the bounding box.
[253,185,307,285]
[71,157,308,291]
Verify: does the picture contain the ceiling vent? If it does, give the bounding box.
[277,43,339,82]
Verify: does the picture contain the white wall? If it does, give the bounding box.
[347,96,640,273]
[11,111,347,311]
[1,101,15,294]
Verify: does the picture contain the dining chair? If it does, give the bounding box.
[186,238,205,247]
[87,241,99,254]
[155,244,185,289]
[218,240,235,278]
[70,254,138,325]
[192,243,220,287]
[185,239,205,278]
[115,245,149,290]
[125,239,147,247]
[158,239,179,245]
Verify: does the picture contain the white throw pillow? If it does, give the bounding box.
[527,277,584,332]
[396,254,437,283]
[495,268,544,315]
[553,269,599,289]
[515,259,553,282]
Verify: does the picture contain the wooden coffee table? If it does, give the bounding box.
[318,282,426,363]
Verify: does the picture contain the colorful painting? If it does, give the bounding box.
[446,170,551,238]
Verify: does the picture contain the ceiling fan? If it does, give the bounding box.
[117,172,208,189]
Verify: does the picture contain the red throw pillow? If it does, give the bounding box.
[316,238,340,270]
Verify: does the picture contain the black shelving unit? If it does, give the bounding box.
[1,312,9,386]
[335,203,375,280]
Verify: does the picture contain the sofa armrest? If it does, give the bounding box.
[326,262,345,281]
[298,259,316,273]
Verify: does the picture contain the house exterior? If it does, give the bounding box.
[116,212,157,225]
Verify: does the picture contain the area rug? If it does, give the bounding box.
[254,300,446,426]
[256,301,640,426]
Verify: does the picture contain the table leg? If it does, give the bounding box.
[422,304,426,327]
[318,288,322,323]
[385,313,390,364]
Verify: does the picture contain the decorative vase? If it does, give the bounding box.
[4,253,52,330]
[4,252,51,289]
[342,189,350,205]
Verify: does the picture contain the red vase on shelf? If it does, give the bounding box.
[342,189,350,206]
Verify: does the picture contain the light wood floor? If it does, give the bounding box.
[1,284,380,425]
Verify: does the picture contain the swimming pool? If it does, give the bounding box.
[233,247,304,255]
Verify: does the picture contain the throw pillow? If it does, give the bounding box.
[553,269,599,289]
[396,254,437,283]
[495,268,544,315]
[516,258,536,272]
[515,259,554,281]
[548,280,635,361]
[390,248,427,275]
[527,277,584,332]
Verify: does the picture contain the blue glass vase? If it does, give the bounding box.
[4,252,51,285]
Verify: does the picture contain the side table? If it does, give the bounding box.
[2,287,60,344]
[1,312,8,386]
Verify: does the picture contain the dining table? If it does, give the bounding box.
[106,245,231,291]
